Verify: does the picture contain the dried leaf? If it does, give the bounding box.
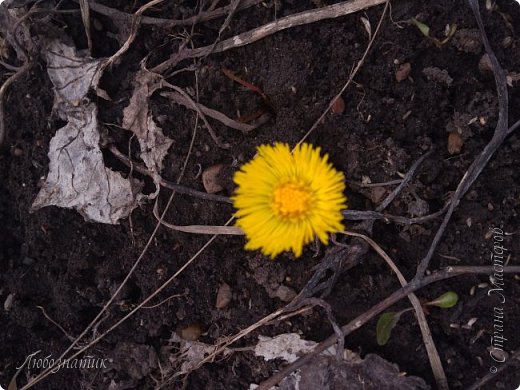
[255,333,318,363]
[122,70,173,185]
[32,41,142,224]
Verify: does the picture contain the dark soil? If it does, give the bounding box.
[1,0,520,389]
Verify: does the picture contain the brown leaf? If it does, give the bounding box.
[395,62,411,82]
[331,96,345,114]
[448,132,463,155]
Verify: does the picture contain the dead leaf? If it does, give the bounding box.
[395,62,411,82]
[122,70,173,187]
[167,333,231,376]
[202,164,224,194]
[32,40,142,224]
[255,333,318,363]
[448,132,463,155]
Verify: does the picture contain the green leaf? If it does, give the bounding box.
[411,18,431,38]
[427,291,459,308]
[376,311,403,346]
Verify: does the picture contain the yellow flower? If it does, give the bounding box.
[232,142,347,258]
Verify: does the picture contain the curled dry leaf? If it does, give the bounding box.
[32,40,142,224]
[122,69,173,189]
[168,333,231,377]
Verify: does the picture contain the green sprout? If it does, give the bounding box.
[376,291,459,346]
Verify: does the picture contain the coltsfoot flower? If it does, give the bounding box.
[232,142,347,258]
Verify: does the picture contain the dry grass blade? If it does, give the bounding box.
[163,82,231,148]
[104,0,165,69]
[162,90,269,133]
[152,201,243,235]
[79,0,92,52]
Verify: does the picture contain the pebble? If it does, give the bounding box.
[275,285,297,302]
[4,293,15,311]
[202,164,224,194]
[179,324,202,341]
[216,283,232,309]
[395,62,411,82]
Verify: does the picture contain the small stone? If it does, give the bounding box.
[502,36,512,48]
[275,285,297,302]
[22,256,35,266]
[478,54,493,74]
[216,282,232,309]
[465,190,478,201]
[4,293,15,311]
[448,132,463,155]
[423,67,453,87]
[331,96,345,114]
[395,62,411,82]
[202,164,224,193]
[370,187,386,204]
[179,324,202,341]
[12,147,23,157]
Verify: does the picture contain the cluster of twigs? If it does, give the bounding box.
[1,0,518,389]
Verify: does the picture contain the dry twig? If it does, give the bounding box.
[152,0,388,73]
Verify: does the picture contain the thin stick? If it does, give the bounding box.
[152,0,388,73]
[256,265,520,390]
[104,0,166,69]
[162,90,269,133]
[163,82,230,148]
[79,0,92,53]
[36,306,75,342]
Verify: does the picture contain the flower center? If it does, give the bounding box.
[272,181,312,220]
